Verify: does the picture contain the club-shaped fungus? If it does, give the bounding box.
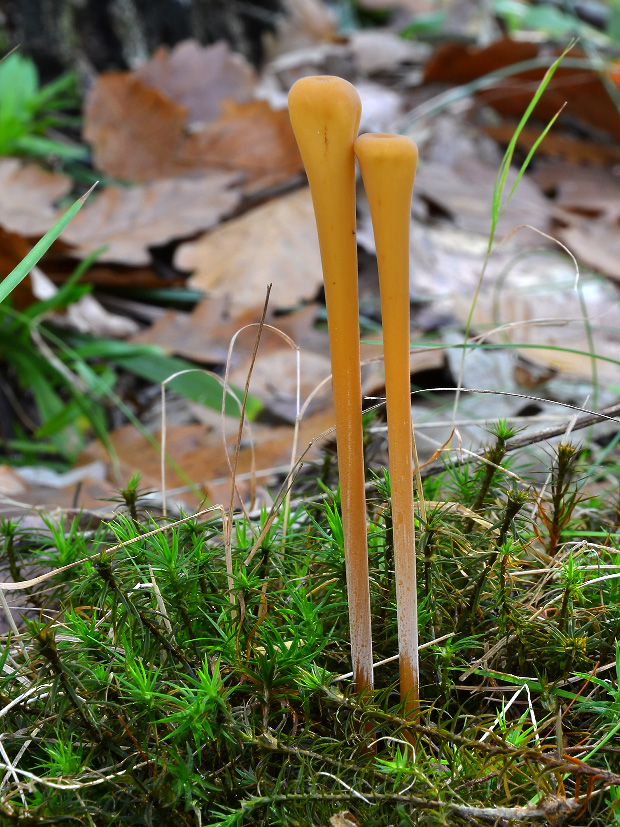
[288,76,373,694]
[354,132,419,711]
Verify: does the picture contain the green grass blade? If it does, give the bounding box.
[0,185,95,304]
[490,41,574,249]
[115,350,263,419]
[15,133,90,161]
[68,335,263,419]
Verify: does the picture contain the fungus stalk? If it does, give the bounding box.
[288,76,373,694]
[354,133,419,710]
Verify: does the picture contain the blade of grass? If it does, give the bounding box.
[0,184,95,304]
[66,335,263,419]
[452,42,574,425]
[490,43,575,249]
[24,248,106,320]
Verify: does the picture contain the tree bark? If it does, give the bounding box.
[0,0,282,79]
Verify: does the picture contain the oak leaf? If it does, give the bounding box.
[84,71,302,191]
[81,408,336,511]
[0,159,70,237]
[183,99,303,194]
[135,39,257,127]
[174,188,323,313]
[84,73,190,181]
[62,172,242,265]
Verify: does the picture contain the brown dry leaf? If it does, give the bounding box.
[425,40,620,142]
[0,159,70,237]
[30,267,139,338]
[0,461,118,520]
[0,465,27,497]
[424,37,537,85]
[135,40,257,128]
[130,298,242,365]
[360,337,447,400]
[229,346,334,422]
[467,255,620,383]
[81,408,336,510]
[84,73,302,191]
[528,162,620,283]
[201,407,336,505]
[61,171,242,265]
[532,162,620,220]
[329,812,361,827]
[357,194,489,302]
[485,124,620,166]
[175,188,323,313]
[0,228,37,310]
[413,157,550,238]
[131,298,335,421]
[560,221,620,283]
[55,263,183,291]
[184,99,303,194]
[84,73,190,181]
[132,300,330,366]
[350,30,429,75]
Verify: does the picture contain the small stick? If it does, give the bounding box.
[289,76,373,694]
[354,133,419,711]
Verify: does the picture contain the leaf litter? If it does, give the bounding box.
[83,42,303,191]
[61,171,242,265]
[1,5,620,513]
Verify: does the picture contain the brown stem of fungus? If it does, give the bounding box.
[289,76,373,694]
[354,133,419,711]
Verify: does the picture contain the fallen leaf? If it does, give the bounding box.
[62,171,242,265]
[16,460,108,489]
[559,221,620,283]
[424,39,620,142]
[329,812,361,827]
[132,300,330,366]
[84,73,190,181]
[466,255,620,383]
[531,162,620,220]
[47,263,184,291]
[17,479,118,518]
[65,293,140,338]
[0,159,70,237]
[0,461,118,520]
[0,465,27,496]
[0,228,37,310]
[175,188,323,313]
[135,40,257,128]
[84,73,302,191]
[183,99,303,194]
[81,408,336,511]
[354,81,401,133]
[131,299,240,365]
[357,181,543,304]
[424,37,537,86]
[229,346,334,422]
[413,157,550,238]
[358,0,433,10]
[528,161,620,283]
[360,335,447,400]
[132,301,335,421]
[485,124,620,166]
[411,110,503,170]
